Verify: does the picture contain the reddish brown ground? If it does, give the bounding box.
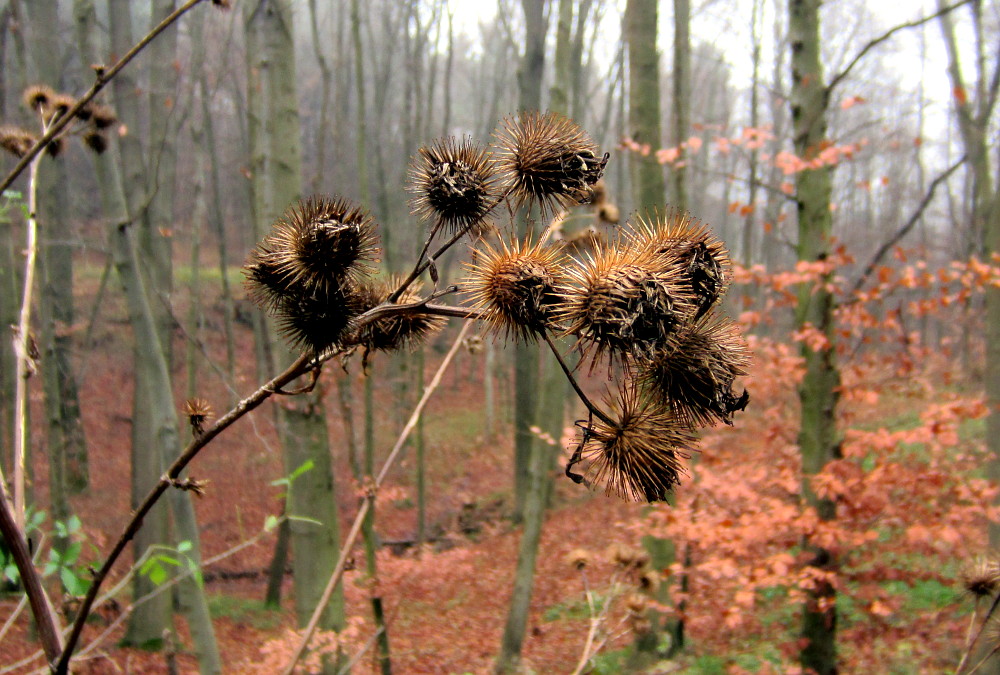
[0,268,979,674]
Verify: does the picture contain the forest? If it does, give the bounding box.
[0,0,998,673]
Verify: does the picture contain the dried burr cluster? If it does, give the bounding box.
[244,111,750,504]
[0,85,116,160]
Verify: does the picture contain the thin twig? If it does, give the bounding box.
[12,154,40,532]
[827,0,974,94]
[0,0,212,196]
[849,157,965,296]
[56,352,311,672]
[540,330,614,426]
[282,322,473,674]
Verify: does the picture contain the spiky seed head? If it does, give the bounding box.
[22,85,55,112]
[244,197,380,307]
[625,592,648,616]
[628,211,731,320]
[45,136,66,158]
[556,245,697,369]
[272,284,360,355]
[408,136,499,235]
[607,543,641,568]
[565,548,592,570]
[639,569,661,594]
[598,202,620,225]
[82,130,108,154]
[49,94,77,122]
[0,126,37,158]
[961,557,1000,599]
[494,111,608,214]
[183,397,213,421]
[464,237,566,342]
[183,398,213,434]
[89,104,118,129]
[351,277,446,353]
[590,179,608,205]
[638,312,751,427]
[578,386,696,502]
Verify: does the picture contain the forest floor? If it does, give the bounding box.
[0,263,987,674]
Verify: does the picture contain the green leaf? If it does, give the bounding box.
[264,515,279,532]
[67,515,82,535]
[176,540,193,553]
[158,555,182,568]
[288,460,315,481]
[4,564,20,583]
[60,568,89,596]
[64,541,83,566]
[146,561,168,586]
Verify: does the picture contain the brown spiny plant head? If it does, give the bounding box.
[89,104,118,129]
[565,548,592,571]
[183,398,213,435]
[0,126,37,158]
[408,136,498,235]
[82,129,108,155]
[494,111,608,214]
[351,277,446,353]
[556,244,697,369]
[22,85,55,113]
[45,136,66,158]
[579,386,696,502]
[628,211,730,320]
[49,94,78,122]
[272,283,360,356]
[638,312,751,427]
[464,236,566,342]
[598,202,620,225]
[961,556,1000,599]
[244,197,380,308]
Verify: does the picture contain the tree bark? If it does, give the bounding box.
[245,5,347,672]
[938,0,1000,548]
[789,1,840,672]
[626,0,666,211]
[496,2,548,672]
[670,0,690,210]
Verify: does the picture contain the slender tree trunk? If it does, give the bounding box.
[245,7,346,672]
[938,0,1000,549]
[496,2,548,672]
[362,366,392,674]
[789,1,840,673]
[626,0,666,211]
[103,0,172,646]
[670,0,690,210]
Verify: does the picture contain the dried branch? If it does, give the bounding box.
[827,0,973,95]
[849,157,965,296]
[0,0,211,196]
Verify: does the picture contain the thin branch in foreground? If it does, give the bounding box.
[282,322,473,674]
[56,352,312,672]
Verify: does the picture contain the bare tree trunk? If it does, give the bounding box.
[104,0,172,647]
[626,0,666,211]
[789,1,840,672]
[496,2,548,672]
[670,0,690,210]
[937,0,1000,550]
[245,7,346,673]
